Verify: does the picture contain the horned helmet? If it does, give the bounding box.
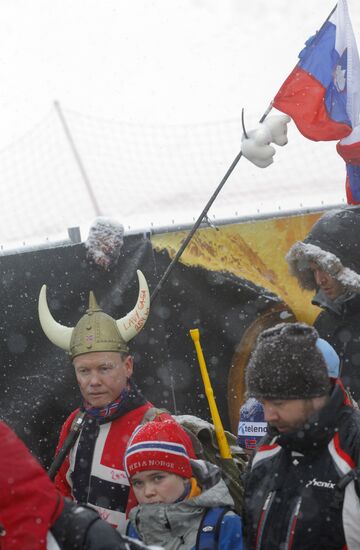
[38,270,150,359]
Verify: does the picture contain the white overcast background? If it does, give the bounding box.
[0,0,359,247]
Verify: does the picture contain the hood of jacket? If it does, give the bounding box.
[286,208,360,294]
[128,460,234,550]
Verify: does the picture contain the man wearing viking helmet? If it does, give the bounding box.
[38,270,168,532]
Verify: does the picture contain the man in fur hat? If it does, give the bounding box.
[286,207,360,403]
[244,322,360,550]
[38,270,177,532]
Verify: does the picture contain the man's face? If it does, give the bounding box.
[308,261,344,300]
[131,470,188,504]
[73,351,133,407]
[261,397,326,433]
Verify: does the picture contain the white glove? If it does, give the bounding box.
[241,125,276,168]
[241,114,291,168]
[263,114,291,146]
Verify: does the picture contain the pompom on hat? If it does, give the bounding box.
[246,322,331,400]
[124,419,195,479]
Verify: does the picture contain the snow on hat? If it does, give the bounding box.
[237,398,267,450]
[85,216,124,269]
[316,338,340,379]
[246,322,330,400]
[124,419,194,479]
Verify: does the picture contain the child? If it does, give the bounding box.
[124,418,243,549]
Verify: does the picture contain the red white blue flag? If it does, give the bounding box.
[273,0,360,203]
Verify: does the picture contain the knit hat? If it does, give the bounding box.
[246,322,330,400]
[237,398,267,450]
[316,338,340,379]
[124,419,194,479]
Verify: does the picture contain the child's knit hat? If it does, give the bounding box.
[125,418,194,479]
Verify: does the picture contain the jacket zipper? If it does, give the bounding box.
[285,496,302,550]
[255,491,276,550]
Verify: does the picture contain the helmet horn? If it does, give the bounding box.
[38,285,74,351]
[116,270,150,342]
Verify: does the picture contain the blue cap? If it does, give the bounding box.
[316,338,340,379]
[237,398,267,450]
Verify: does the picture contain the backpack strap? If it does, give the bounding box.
[140,406,169,424]
[195,506,231,550]
[331,467,360,509]
[126,521,140,540]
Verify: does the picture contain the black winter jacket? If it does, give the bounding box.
[313,293,360,403]
[244,382,360,550]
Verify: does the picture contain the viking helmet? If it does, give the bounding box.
[38,270,150,359]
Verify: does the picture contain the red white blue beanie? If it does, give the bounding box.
[124,419,194,479]
[238,398,267,450]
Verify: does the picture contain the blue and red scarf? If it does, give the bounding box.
[83,385,130,418]
[72,381,148,505]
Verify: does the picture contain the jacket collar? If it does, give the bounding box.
[312,288,360,315]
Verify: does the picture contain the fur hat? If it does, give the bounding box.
[286,208,360,293]
[237,398,267,450]
[124,419,194,479]
[246,322,330,400]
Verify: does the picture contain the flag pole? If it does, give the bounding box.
[275,4,337,81]
[300,4,337,59]
[150,101,273,305]
[150,5,338,306]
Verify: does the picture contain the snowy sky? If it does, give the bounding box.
[2,0,359,149]
[1,0,360,246]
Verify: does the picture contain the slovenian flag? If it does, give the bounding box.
[273,0,360,203]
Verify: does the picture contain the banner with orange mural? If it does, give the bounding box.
[152,209,325,325]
